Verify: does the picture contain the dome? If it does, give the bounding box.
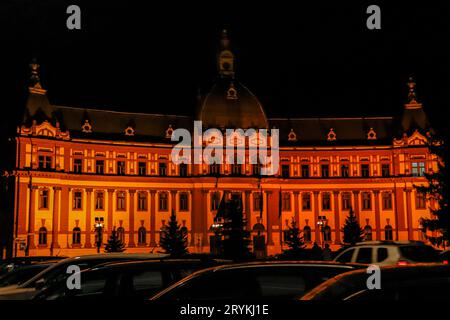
[199,78,268,129]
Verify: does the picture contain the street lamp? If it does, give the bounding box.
[317,220,325,248]
[94,217,104,253]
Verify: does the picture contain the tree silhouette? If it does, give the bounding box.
[281,219,306,259]
[159,210,188,257]
[342,208,364,246]
[104,227,125,253]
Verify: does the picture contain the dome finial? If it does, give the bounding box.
[28,58,47,94]
[218,29,234,78]
[407,76,417,103]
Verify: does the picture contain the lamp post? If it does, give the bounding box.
[94,217,104,253]
[317,220,325,248]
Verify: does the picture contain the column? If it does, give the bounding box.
[170,190,177,213]
[373,190,381,240]
[107,189,115,234]
[405,188,413,240]
[394,186,405,240]
[128,190,136,247]
[244,190,251,230]
[190,189,202,246]
[85,188,93,248]
[313,191,320,242]
[60,186,69,248]
[51,187,61,250]
[293,191,300,224]
[352,191,360,222]
[27,186,38,250]
[149,190,157,246]
[333,191,341,244]
[201,189,209,245]
[265,191,274,245]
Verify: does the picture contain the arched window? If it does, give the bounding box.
[38,227,47,246]
[364,225,373,241]
[303,226,312,242]
[117,227,125,243]
[138,227,146,245]
[385,225,393,241]
[72,227,81,245]
[323,226,332,242]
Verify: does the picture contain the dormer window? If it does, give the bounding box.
[165,125,174,138]
[81,120,92,133]
[124,126,135,136]
[288,129,297,141]
[367,127,377,140]
[327,128,336,141]
[226,83,238,100]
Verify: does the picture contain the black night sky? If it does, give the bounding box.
[1,1,450,137]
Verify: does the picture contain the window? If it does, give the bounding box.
[95,192,104,210]
[38,155,52,170]
[73,191,83,210]
[231,164,241,175]
[116,191,126,211]
[73,158,83,173]
[377,248,388,262]
[303,226,311,242]
[322,192,331,210]
[341,164,349,177]
[138,192,147,211]
[131,271,164,296]
[342,192,351,210]
[412,162,426,177]
[72,227,81,245]
[382,192,392,210]
[117,161,126,175]
[159,163,167,176]
[323,226,332,242]
[302,193,311,210]
[253,192,262,212]
[38,227,47,246]
[281,165,290,178]
[210,163,220,175]
[95,160,104,174]
[117,227,125,242]
[179,193,189,211]
[138,227,147,245]
[159,192,168,211]
[336,249,355,263]
[362,192,371,210]
[364,225,373,241]
[416,192,426,209]
[301,165,310,178]
[356,248,372,264]
[321,165,329,178]
[282,193,291,211]
[381,164,390,177]
[138,162,147,176]
[361,164,370,177]
[39,189,49,209]
[211,192,220,211]
[179,163,188,177]
[385,225,393,241]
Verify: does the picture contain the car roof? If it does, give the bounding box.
[353,240,429,246]
[87,259,213,271]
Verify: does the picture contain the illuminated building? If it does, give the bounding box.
[12,31,436,257]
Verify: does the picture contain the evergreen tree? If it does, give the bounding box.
[104,227,125,253]
[342,208,364,246]
[221,197,251,260]
[415,136,449,247]
[281,219,306,259]
[159,210,188,257]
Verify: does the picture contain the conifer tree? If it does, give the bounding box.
[281,219,306,259]
[342,208,364,246]
[104,227,126,253]
[159,210,189,257]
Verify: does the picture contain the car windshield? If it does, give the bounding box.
[0,266,48,287]
[399,245,440,262]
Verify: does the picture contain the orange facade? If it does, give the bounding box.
[12,33,437,257]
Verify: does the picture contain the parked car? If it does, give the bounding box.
[150,261,366,301]
[333,241,440,266]
[300,263,450,301]
[439,249,450,264]
[33,258,230,300]
[0,256,66,276]
[0,261,56,287]
[0,253,169,300]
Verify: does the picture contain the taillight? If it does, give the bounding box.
[443,260,449,265]
[397,260,409,266]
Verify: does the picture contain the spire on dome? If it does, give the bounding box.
[404,76,422,109]
[29,58,46,94]
[217,29,235,78]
